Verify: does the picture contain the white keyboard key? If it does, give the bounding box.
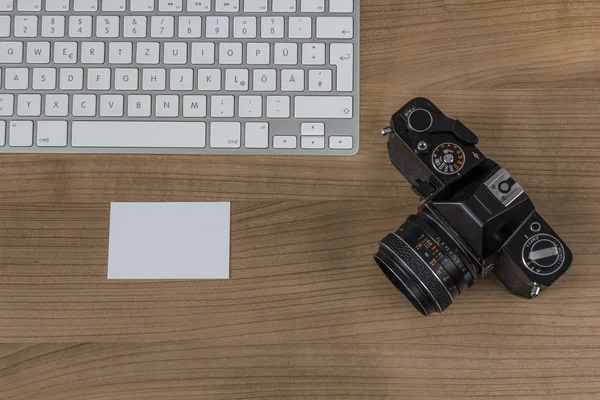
[244,122,268,148]
[87,68,111,90]
[41,16,65,38]
[210,122,240,148]
[215,0,239,12]
[72,94,96,116]
[289,17,311,39]
[14,16,37,38]
[136,42,160,64]
[302,43,325,65]
[99,94,124,116]
[317,17,353,39]
[155,95,179,117]
[114,68,138,90]
[179,16,202,38]
[151,16,174,38]
[0,16,10,37]
[309,69,332,91]
[72,122,206,148]
[124,16,147,38]
[26,42,50,64]
[234,17,256,38]
[142,68,167,90]
[170,68,194,91]
[244,0,267,12]
[183,95,207,117]
[164,42,187,64]
[0,121,4,146]
[44,94,69,116]
[330,43,354,92]
[266,96,290,118]
[97,16,120,38]
[211,95,234,118]
[5,68,29,90]
[0,94,14,116]
[159,0,182,11]
[0,0,13,11]
[32,68,56,90]
[191,43,215,64]
[81,42,104,64]
[301,136,325,149]
[247,43,269,65]
[274,43,297,65]
[17,0,41,11]
[238,95,261,117]
[253,69,276,91]
[9,121,33,147]
[273,135,297,149]
[109,42,133,64]
[330,0,353,12]
[17,94,41,116]
[127,95,151,117]
[69,16,93,38]
[37,121,68,147]
[188,0,210,12]
[74,0,98,11]
[53,42,77,64]
[197,69,221,90]
[272,0,295,12]
[219,42,243,65]
[225,69,249,91]
[102,0,126,11]
[46,0,69,11]
[130,0,154,12]
[301,0,324,12]
[261,17,284,38]
[301,122,325,135]
[295,96,352,118]
[0,42,23,64]
[329,136,353,149]
[206,16,229,38]
[281,69,304,91]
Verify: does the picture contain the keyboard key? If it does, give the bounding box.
[197,69,221,90]
[253,69,276,91]
[225,69,249,91]
[211,95,234,117]
[330,43,354,91]
[45,0,69,11]
[151,16,174,38]
[81,42,104,64]
[72,94,96,116]
[124,16,147,38]
[0,121,5,146]
[159,0,182,11]
[281,69,304,91]
[316,17,353,39]
[206,16,229,38]
[41,16,65,38]
[289,17,312,39]
[219,42,243,64]
[247,43,270,65]
[301,0,324,12]
[69,16,93,38]
[191,43,215,64]
[272,0,295,12]
[301,123,325,135]
[99,95,124,117]
[308,69,332,92]
[72,122,206,148]
[127,95,152,117]
[109,42,133,64]
[136,42,160,64]
[261,17,284,38]
[234,17,257,38]
[244,0,267,12]
[301,136,325,149]
[0,94,14,116]
[330,0,353,12]
[9,121,33,147]
[329,136,353,150]
[5,68,29,90]
[302,43,325,65]
[102,0,126,11]
[238,95,261,117]
[164,42,187,64]
[130,0,154,12]
[26,42,50,64]
[179,16,202,38]
[266,96,290,118]
[295,96,353,119]
[37,121,68,147]
[54,42,77,64]
[273,135,297,149]
[187,0,210,11]
[183,95,207,117]
[87,68,111,90]
[17,94,41,116]
[44,94,69,116]
[97,16,120,38]
[32,68,56,90]
[114,68,138,90]
[73,0,98,11]
[0,16,9,37]
[170,69,194,91]
[14,16,37,37]
[0,42,23,64]
[156,95,179,117]
[215,0,239,12]
[0,0,13,11]
[17,0,41,11]
[210,122,240,148]
[245,122,268,148]
[274,43,297,65]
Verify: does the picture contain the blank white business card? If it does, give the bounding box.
[107,202,230,279]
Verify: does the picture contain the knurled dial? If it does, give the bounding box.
[431,143,465,175]
[522,233,565,275]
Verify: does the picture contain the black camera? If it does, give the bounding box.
[375,98,573,316]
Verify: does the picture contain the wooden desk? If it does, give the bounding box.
[2,1,600,399]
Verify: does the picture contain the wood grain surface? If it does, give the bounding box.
[2,0,600,399]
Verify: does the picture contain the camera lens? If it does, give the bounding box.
[374,213,475,315]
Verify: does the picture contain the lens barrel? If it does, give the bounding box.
[374,213,475,315]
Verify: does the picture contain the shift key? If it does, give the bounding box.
[295,96,353,119]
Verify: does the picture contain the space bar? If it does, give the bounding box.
[72,121,206,148]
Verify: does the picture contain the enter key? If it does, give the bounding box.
[330,43,353,92]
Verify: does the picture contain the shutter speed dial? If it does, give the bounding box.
[522,233,565,275]
[431,143,465,175]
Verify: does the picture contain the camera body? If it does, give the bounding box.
[376,98,572,315]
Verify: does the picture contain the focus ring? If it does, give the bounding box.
[381,233,453,312]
